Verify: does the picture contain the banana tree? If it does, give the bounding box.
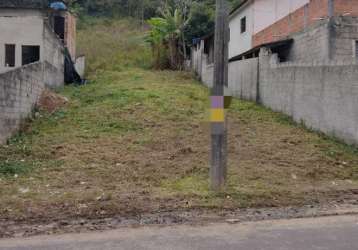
[146,17,169,69]
[147,3,190,70]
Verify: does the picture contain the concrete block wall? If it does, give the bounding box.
[201,59,214,88]
[228,58,259,102]
[287,20,331,62]
[191,42,203,79]
[191,44,358,145]
[332,16,358,60]
[43,24,65,88]
[0,59,64,144]
[193,47,214,88]
[0,63,45,144]
[43,61,64,89]
[259,50,358,145]
[253,0,358,50]
[269,16,358,63]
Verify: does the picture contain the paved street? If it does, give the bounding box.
[0,215,357,250]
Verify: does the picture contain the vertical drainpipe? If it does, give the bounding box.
[327,0,335,60]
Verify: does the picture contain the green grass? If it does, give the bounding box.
[0,161,31,176]
[0,18,357,222]
[77,18,152,75]
[0,67,357,220]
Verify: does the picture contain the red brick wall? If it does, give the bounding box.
[253,0,329,47]
[334,0,358,16]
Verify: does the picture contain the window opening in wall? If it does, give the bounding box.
[241,17,246,33]
[5,44,15,67]
[355,41,358,58]
[22,45,40,66]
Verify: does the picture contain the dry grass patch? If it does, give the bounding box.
[0,68,357,223]
[0,18,357,224]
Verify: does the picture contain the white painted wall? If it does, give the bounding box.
[75,55,86,78]
[253,0,309,33]
[0,9,45,74]
[229,0,310,58]
[229,2,254,58]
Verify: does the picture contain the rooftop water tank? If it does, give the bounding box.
[50,1,67,11]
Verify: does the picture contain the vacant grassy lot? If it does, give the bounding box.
[0,19,357,223]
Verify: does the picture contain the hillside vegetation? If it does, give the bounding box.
[77,18,152,74]
[0,20,357,230]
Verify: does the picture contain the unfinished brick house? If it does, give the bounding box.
[228,0,358,61]
[192,0,358,146]
[193,0,358,65]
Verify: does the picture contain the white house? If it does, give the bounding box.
[194,0,358,69]
[229,1,253,58]
[229,0,312,58]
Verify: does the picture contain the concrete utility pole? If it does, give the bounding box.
[211,0,229,191]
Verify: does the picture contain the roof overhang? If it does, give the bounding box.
[229,39,294,62]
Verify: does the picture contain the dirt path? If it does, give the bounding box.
[1,199,358,238]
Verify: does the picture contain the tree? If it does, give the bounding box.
[146,17,169,69]
[184,1,215,44]
[67,0,244,67]
[147,4,190,69]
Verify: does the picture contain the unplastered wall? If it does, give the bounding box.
[0,63,45,144]
[332,16,358,61]
[287,19,331,62]
[228,58,259,101]
[191,42,203,78]
[259,50,358,145]
[201,55,214,88]
[43,24,64,88]
[264,16,358,63]
[334,0,358,16]
[192,45,358,145]
[0,58,65,144]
